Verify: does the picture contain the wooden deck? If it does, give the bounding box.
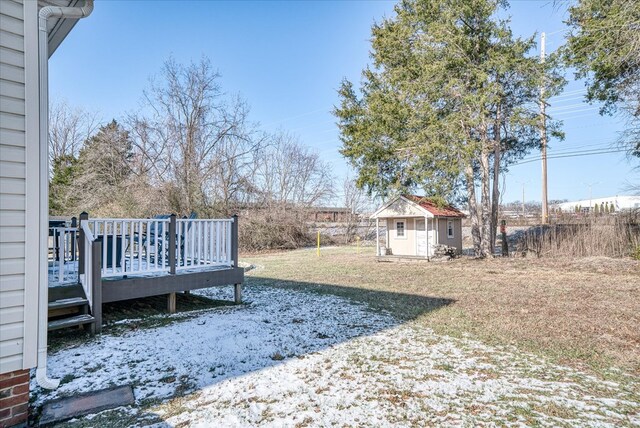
[48,214,244,333]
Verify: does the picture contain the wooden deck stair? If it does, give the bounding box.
[48,285,96,332]
[48,314,95,331]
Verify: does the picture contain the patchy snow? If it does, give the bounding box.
[33,284,639,427]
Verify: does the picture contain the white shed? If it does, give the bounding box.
[371,195,465,258]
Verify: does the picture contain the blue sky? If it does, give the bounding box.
[49,0,638,205]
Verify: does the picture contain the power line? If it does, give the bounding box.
[547,102,594,112]
[553,107,600,116]
[548,95,588,104]
[558,112,605,121]
[519,144,619,161]
[546,143,614,155]
[512,148,627,166]
[536,146,620,157]
[549,88,588,98]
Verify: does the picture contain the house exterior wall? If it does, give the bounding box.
[384,216,462,256]
[1,0,39,384]
[1,0,28,376]
[437,217,463,253]
[386,217,419,256]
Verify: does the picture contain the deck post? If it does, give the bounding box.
[169,214,176,275]
[168,292,176,313]
[91,237,102,334]
[232,214,242,304]
[78,211,88,275]
[231,214,239,268]
[70,216,77,261]
[234,283,242,304]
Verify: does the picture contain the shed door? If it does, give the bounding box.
[416,220,428,256]
[416,219,434,257]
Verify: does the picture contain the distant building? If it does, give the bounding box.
[556,195,640,213]
[308,207,352,223]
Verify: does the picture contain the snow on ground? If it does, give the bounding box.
[33,284,638,427]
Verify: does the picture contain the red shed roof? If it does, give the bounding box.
[403,195,466,218]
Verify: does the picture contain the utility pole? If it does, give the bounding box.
[582,181,599,213]
[540,32,549,225]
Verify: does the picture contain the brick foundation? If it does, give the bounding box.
[0,369,29,428]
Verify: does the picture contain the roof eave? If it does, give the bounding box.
[41,0,84,58]
[48,16,79,57]
[369,195,433,219]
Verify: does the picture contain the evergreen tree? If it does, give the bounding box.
[76,120,134,215]
[594,203,599,216]
[334,0,564,257]
[49,154,80,215]
[564,0,640,157]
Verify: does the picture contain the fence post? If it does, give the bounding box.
[169,214,176,275]
[78,212,88,276]
[232,214,242,304]
[91,237,102,334]
[501,219,508,257]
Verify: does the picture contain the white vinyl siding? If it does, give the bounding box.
[0,0,26,373]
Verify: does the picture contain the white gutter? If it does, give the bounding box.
[36,0,94,390]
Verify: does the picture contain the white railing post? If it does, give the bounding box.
[227,220,232,265]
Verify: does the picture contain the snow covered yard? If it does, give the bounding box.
[32,281,638,427]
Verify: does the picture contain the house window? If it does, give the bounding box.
[396,221,405,238]
[447,220,454,238]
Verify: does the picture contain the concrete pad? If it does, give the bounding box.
[39,385,134,426]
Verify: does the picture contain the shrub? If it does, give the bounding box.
[238,209,316,252]
[518,211,640,258]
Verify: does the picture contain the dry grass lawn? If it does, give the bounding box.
[244,246,640,378]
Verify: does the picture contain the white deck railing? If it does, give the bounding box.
[177,219,234,270]
[88,218,171,278]
[49,216,236,284]
[48,226,78,284]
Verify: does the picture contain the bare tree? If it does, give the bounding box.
[342,176,368,243]
[252,131,334,209]
[49,99,98,166]
[129,57,257,215]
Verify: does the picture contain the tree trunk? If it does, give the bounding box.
[490,109,501,251]
[479,147,492,258]
[464,164,482,257]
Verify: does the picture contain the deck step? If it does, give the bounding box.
[48,314,95,331]
[48,297,89,311]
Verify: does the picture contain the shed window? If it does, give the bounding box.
[396,221,405,238]
[447,220,454,238]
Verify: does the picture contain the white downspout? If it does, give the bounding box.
[36,0,94,390]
